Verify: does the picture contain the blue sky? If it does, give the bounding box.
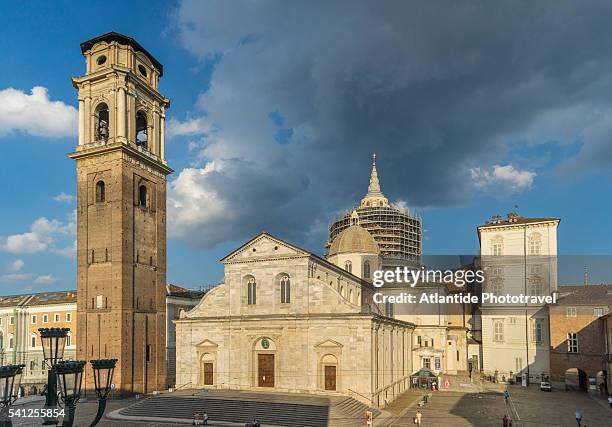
[1,1,612,294]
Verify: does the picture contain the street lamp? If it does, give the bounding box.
[55,360,86,427]
[0,364,24,427]
[89,359,117,427]
[39,327,69,425]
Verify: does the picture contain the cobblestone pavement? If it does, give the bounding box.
[391,385,612,427]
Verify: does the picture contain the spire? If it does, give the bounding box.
[367,153,382,196]
[360,153,389,208]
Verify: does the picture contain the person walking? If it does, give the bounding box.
[203,411,208,426]
[504,389,510,402]
[502,414,509,427]
[608,395,612,409]
[415,409,422,426]
[575,409,583,426]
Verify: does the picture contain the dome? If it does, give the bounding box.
[328,226,379,256]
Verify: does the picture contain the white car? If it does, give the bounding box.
[540,381,552,392]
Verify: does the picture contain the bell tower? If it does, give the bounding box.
[69,32,172,395]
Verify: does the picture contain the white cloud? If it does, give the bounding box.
[0,211,76,256]
[166,116,212,137]
[53,193,76,203]
[0,86,78,137]
[34,275,56,285]
[470,164,536,193]
[0,273,31,284]
[7,259,24,273]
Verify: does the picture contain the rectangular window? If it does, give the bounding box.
[492,243,503,256]
[567,332,578,353]
[456,350,460,361]
[247,282,257,305]
[96,295,104,309]
[146,344,151,362]
[531,319,543,343]
[493,320,504,342]
[66,334,72,347]
[66,313,72,322]
[43,314,48,323]
[566,307,577,317]
[515,357,523,372]
[31,335,36,348]
[509,317,517,324]
[594,307,605,317]
[31,315,37,324]
[9,317,14,325]
[54,314,60,322]
[417,336,422,347]
[422,358,431,369]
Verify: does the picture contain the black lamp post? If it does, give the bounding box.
[0,364,25,427]
[89,359,117,427]
[55,361,86,427]
[39,327,69,425]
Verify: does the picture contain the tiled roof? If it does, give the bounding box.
[0,290,76,308]
[478,217,559,229]
[555,284,612,306]
[166,284,207,299]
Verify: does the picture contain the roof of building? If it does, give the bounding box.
[328,225,380,256]
[0,290,77,308]
[166,284,207,299]
[80,32,164,76]
[478,213,560,229]
[554,284,612,306]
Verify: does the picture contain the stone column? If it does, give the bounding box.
[160,112,166,160]
[117,87,126,139]
[78,99,85,145]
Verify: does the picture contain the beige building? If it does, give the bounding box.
[0,291,77,394]
[478,213,560,382]
[176,231,415,407]
[70,32,172,395]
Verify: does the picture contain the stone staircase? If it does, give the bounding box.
[117,394,327,426]
[111,390,391,426]
[328,397,382,427]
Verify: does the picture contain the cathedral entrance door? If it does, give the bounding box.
[324,365,337,391]
[258,354,275,387]
[203,362,213,385]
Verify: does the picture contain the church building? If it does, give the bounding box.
[175,230,415,407]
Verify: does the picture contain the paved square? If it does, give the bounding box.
[391,386,612,426]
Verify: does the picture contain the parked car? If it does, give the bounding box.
[540,381,552,392]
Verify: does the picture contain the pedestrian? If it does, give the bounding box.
[502,414,509,427]
[575,409,583,426]
[203,411,208,426]
[503,390,510,402]
[252,419,260,427]
[414,409,422,426]
[608,395,612,409]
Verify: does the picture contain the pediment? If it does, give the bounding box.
[195,339,219,349]
[221,232,309,263]
[314,339,344,349]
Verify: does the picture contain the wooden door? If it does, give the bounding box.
[258,354,275,387]
[324,365,337,391]
[203,362,213,385]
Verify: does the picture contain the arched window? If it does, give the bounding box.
[136,111,148,149]
[95,180,105,203]
[139,185,147,207]
[344,261,352,273]
[95,103,109,142]
[279,275,291,304]
[363,261,371,279]
[247,277,257,305]
[349,289,354,303]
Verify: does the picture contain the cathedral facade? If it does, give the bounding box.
[175,232,414,407]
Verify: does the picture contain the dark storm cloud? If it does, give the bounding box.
[168,0,612,249]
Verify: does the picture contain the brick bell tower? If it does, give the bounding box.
[69,32,171,395]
